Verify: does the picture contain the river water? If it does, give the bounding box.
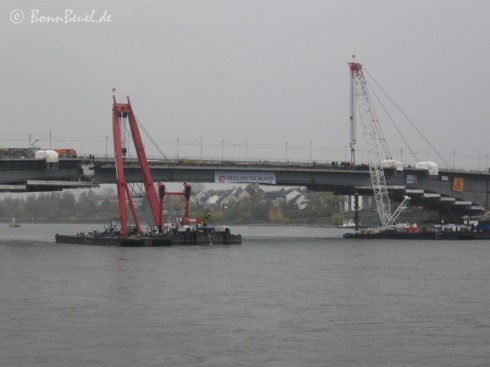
[1,223,489,367]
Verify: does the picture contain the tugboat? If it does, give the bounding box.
[9,217,20,228]
[337,219,362,229]
[55,95,241,247]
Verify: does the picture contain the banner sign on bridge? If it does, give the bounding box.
[215,171,276,184]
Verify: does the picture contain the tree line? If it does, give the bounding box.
[0,191,117,222]
[0,187,350,225]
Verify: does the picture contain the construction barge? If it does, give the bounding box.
[55,95,241,247]
[344,226,490,240]
[343,215,490,240]
[55,225,241,247]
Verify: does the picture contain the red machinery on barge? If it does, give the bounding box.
[55,95,241,246]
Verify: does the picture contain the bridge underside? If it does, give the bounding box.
[0,158,97,192]
[94,162,490,214]
[0,180,98,192]
[1,158,488,216]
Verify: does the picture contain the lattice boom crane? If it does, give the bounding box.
[348,60,409,227]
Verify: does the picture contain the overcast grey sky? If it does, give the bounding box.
[1,0,489,169]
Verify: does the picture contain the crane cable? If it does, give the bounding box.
[363,82,393,160]
[364,68,450,167]
[366,79,420,162]
[121,115,168,159]
[135,117,168,159]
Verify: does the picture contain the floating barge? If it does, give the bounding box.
[344,229,490,240]
[55,233,173,247]
[344,221,490,240]
[55,227,241,247]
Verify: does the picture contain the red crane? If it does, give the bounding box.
[158,182,192,226]
[112,95,195,237]
[112,96,163,236]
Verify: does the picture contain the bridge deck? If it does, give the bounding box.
[0,157,488,211]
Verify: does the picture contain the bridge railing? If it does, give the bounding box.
[88,153,366,170]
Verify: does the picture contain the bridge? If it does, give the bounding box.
[0,157,97,192]
[1,156,489,214]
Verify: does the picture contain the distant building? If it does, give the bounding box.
[220,192,237,209]
[263,191,287,206]
[191,191,207,205]
[285,189,309,210]
[206,194,220,205]
[220,188,250,209]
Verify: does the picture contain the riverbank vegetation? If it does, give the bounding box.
[0,186,365,226]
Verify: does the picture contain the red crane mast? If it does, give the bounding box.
[112,96,163,236]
